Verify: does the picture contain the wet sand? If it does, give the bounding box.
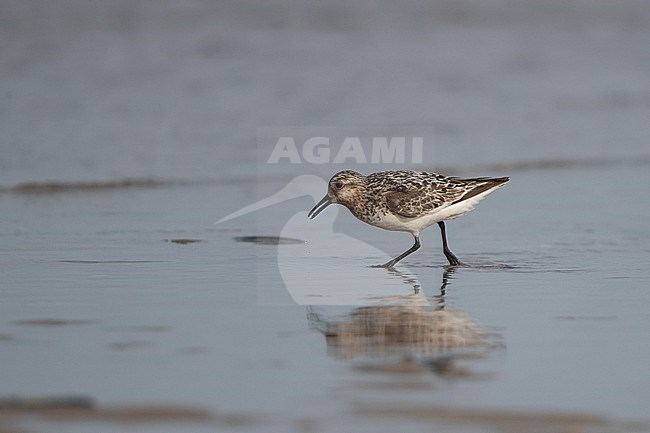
[2,0,650,432]
[1,160,649,433]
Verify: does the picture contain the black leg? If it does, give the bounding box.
[435,266,456,310]
[373,235,421,268]
[438,221,461,266]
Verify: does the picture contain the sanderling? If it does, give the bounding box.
[308,170,509,268]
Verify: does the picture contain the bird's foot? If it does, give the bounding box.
[444,252,462,267]
[371,261,397,269]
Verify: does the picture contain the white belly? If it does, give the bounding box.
[367,187,501,235]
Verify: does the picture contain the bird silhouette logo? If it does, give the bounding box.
[216,175,426,306]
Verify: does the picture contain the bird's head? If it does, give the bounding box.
[308,170,366,219]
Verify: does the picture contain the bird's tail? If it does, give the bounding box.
[452,177,509,204]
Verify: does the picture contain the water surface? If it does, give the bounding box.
[1,1,650,432]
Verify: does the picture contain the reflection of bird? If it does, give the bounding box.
[308,268,500,380]
[308,268,489,361]
[309,170,509,268]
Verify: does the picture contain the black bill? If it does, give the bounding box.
[308,194,332,219]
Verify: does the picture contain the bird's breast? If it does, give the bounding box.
[346,202,419,233]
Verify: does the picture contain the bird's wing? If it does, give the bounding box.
[384,176,509,218]
[384,182,466,218]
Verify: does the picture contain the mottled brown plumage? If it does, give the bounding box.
[309,170,509,267]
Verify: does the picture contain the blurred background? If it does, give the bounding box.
[2,0,649,185]
[2,1,650,432]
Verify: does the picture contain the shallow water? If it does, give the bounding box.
[2,1,650,432]
[2,163,649,432]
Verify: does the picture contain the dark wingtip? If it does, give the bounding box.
[451,176,510,205]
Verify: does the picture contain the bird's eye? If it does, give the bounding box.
[335,182,343,189]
